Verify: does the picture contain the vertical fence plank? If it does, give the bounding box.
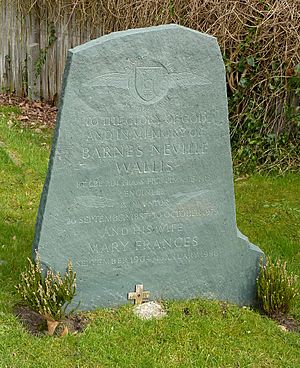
[55,18,62,104]
[15,7,23,95]
[11,3,18,93]
[48,27,56,103]
[1,0,11,92]
[40,16,47,100]
[27,43,40,100]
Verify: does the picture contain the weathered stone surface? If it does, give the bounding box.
[33,24,264,309]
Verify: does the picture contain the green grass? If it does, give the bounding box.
[235,175,300,319]
[0,106,299,368]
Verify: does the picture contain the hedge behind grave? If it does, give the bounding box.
[15,0,300,173]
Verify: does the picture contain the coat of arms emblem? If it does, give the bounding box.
[134,66,168,103]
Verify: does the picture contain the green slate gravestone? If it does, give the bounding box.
[33,24,264,309]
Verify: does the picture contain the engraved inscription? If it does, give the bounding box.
[76,175,212,189]
[81,113,210,177]
[76,249,220,268]
[115,161,175,175]
[72,107,218,267]
[66,204,217,226]
[85,112,212,127]
[86,126,209,142]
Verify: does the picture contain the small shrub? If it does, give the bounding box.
[16,253,76,323]
[257,256,298,316]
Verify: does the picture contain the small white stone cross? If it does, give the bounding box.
[127,284,150,305]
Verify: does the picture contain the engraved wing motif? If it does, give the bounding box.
[169,73,211,88]
[80,68,211,105]
[83,73,129,89]
[82,71,210,91]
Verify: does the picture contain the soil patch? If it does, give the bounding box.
[0,93,57,128]
[14,305,89,337]
[270,312,300,333]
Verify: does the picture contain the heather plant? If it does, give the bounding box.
[16,253,76,331]
[257,257,299,316]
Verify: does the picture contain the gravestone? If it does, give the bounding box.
[33,24,264,309]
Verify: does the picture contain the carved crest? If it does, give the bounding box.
[134,66,168,102]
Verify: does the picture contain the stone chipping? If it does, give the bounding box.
[133,301,167,320]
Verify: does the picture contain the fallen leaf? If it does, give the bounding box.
[19,115,29,121]
[47,320,59,336]
[278,325,287,332]
[33,102,43,109]
[60,325,69,337]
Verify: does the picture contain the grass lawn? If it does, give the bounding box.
[0,105,299,368]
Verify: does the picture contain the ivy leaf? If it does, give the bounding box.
[237,58,245,72]
[247,56,255,67]
[239,77,248,88]
[295,64,300,74]
[268,83,275,91]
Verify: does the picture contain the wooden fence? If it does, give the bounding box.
[0,0,103,101]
